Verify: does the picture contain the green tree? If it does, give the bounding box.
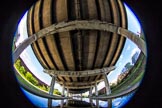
[47,86,50,92]
[14,59,21,70]
[14,59,26,76]
[15,59,21,66]
[19,66,26,76]
[53,89,61,95]
[38,85,48,91]
[25,72,38,86]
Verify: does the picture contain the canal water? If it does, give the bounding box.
[22,88,135,108]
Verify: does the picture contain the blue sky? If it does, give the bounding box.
[14,3,142,93]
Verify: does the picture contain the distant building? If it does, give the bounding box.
[121,62,133,74]
[132,52,139,65]
[121,67,127,73]
[97,82,117,95]
[117,69,130,84]
[98,87,106,95]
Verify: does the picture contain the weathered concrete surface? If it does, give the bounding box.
[44,66,115,77]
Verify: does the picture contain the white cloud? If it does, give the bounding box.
[126,45,131,51]
[131,47,140,57]
[84,91,89,95]
[97,81,105,91]
[15,12,28,47]
[55,83,63,91]
[118,62,122,67]
[119,55,123,60]
[110,78,117,84]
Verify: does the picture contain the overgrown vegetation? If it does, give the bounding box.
[53,89,62,95]
[111,54,146,94]
[14,59,62,95]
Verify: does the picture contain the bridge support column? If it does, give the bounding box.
[62,84,65,96]
[60,84,65,108]
[81,93,82,101]
[48,75,56,108]
[103,73,111,95]
[103,73,112,108]
[95,82,98,96]
[89,86,93,107]
[95,82,99,108]
[66,88,69,106]
[108,99,112,108]
[67,88,69,97]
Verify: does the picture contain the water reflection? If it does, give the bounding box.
[22,87,135,108]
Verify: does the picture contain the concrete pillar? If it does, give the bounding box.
[102,73,112,108]
[48,76,56,108]
[67,88,69,97]
[66,88,69,106]
[60,84,65,108]
[95,82,99,108]
[81,93,82,101]
[71,93,73,99]
[89,86,93,107]
[60,100,64,108]
[62,84,65,96]
[103,73,111,95]
[95,82,98,96]
[89,86,92,97]
[108,99,112,108]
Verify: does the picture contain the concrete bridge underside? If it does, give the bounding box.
[13,0,146,108]
[24,0,128,94]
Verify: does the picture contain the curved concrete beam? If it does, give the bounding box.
[69,89,89,94]
[44,66,115,77]
[91,82,140,99]
[13,34,37,62]
[36,20,146,55]
[13,20,146,63]
[58,79,104,86]
[65,85,93,89]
